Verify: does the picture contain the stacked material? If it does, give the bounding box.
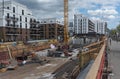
[0,52,9,64]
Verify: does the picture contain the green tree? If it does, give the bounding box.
[117,24,120,33]
[110,29,117,36]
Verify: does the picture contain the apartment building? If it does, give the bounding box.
[94,20,107,35]
[74,14,95,34]
[68,22,74,36]
[0,0,34,42]
[30,18,64,41]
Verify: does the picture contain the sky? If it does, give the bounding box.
[3,0,120,29]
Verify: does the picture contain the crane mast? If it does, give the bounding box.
[64,0,68,43]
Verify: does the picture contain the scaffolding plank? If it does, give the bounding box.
[85,43,106,79]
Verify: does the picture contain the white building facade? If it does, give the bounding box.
[74,14,95,34]
[0,0,34,42]
[94,20,107,35]
[68,22,74,36]
[0,0,34,28]
[38,18,63,25]
[69,22,74,32]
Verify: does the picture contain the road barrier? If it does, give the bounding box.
[85,38,107,79]
[71,36,106,79]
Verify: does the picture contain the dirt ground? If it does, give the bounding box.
[0,57,68,79]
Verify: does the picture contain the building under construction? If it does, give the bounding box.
[30,18,64,41]
[0,0,110,79]
[0,27,29,42]
[0,1,33,42]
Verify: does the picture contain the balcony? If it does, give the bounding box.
[30,20,39,24]
[5,16,18,22]
[36,21,40,23]
[30,27,38,30]
[6,24,10,27]
[13,25,19,28]
[8,24,19,28]
[11,17,18,22]
[30,32,36,34]
[58,28,63,31]
[5,16,11,21]
[5,31,20,35]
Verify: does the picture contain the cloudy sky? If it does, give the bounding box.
[3,0,120,29]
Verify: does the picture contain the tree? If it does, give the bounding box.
[117,24,120,34]
[110,29,117,36]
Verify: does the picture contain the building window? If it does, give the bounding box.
[30,18,32,22]
[7,13,9,17]
[13,15,15,26]
[7,21,10,26]
[13,14,15,18]
[20,23,22,28]
[25,17,27,22]
[22,10,24,15]
[44,21,46,23]
[26,24,27,28]
[13,7,15,13]
[7,7,9,9]
[20,16,22,21]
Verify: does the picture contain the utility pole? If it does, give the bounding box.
[64,0,69,43]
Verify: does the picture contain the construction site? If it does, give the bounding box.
[0,0,111,79]
[0,34,109,79]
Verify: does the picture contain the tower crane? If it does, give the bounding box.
[64,0,69,43]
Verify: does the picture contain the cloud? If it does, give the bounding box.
[107,15,115,19]
[88,5,118,26]
[38,0,51,3]
[7,0,120,29]
[14,0,64,19]
[88,10,102,15]
[88,8,118,16]
[104,9,118,15]
[90,17,101,21]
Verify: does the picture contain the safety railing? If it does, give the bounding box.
[85,38,107,79]
[71,37,106,79]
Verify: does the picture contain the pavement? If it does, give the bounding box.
[108,40,120,79]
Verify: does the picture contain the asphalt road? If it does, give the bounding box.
[108,40,120,79]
